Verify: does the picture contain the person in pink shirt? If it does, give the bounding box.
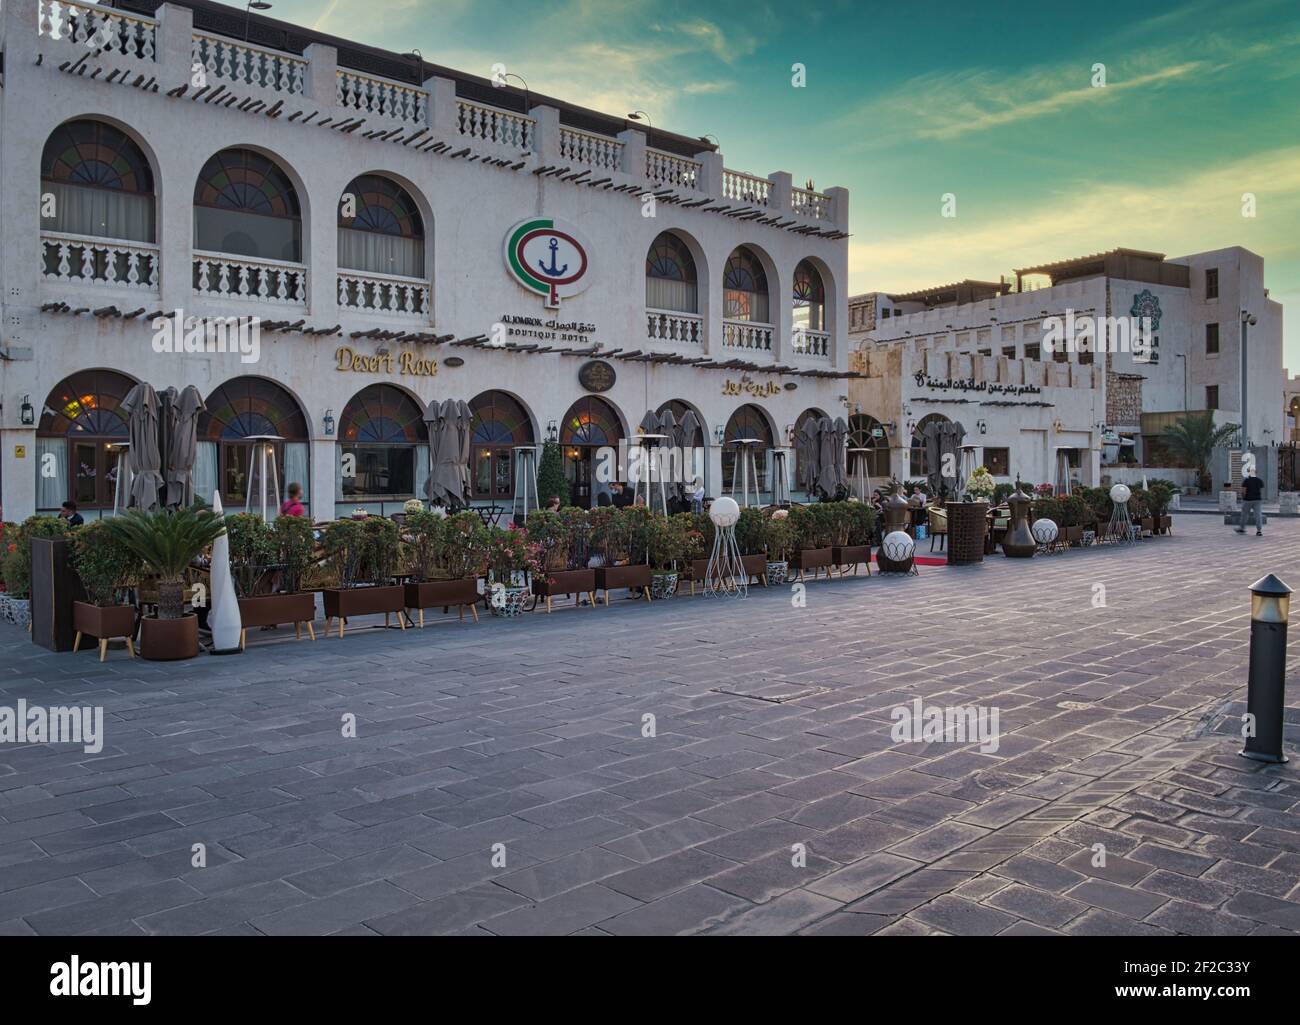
[279,482,306,518]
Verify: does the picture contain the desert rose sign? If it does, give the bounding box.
[504,218,592,309]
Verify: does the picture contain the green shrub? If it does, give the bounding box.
[764,511,795,561]
[526,509,568,570]
[1147,480,1176,515]
[1033,497,1064,526]
[106,506,226,618]
[225,513,276,598]
[735,507,768,557]
[404,508,443,581]
[71,519,142,606]
[275,514,317,594]
[440,511,488,579]
[845,502,876,545]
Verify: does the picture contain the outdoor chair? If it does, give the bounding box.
[927,505,948,552]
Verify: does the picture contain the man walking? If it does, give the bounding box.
[1236,467,1265,536]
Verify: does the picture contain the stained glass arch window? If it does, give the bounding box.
[723,404,774,493]
[723,246,770,323]
[40,120,155,243]
[38,369,137,437]
[561,397,623,447]
[338,385,427,444]
[470,391,534,445]
[645,232,698,314]
[793,259,826,333]
[193,148,302,261]
[201,377,308,441]
[848,413,891,480]
[338,175,426,278]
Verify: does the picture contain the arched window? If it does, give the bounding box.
[560,397,623,508]
[36,369,136,511]
[723,247,769,323]
[338,175,425,278]
[792,260,825,333]
[41,120,155,243]
[910,413,950,478]
[723,404,774,493]
[337,385,427,501]
[645,232,697,313]
[848,413,891,480]
[200,378,309,506]
[194,148,301,262]
[656,399,705,447]
[470,391,534,500]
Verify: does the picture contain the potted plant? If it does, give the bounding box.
[965,466,996,502]
[787,503,834,580]
[1147,480,1176,535]
[1129,488,1153,535]
[484,526,543,617]
[1,516,70,628]
[646,512,705,600]
[403,509,483,624]
[528,507,596,611]
[1081,486,1113,539]
[1055,494,1086,546]
[833,501,876,576]
[1161,412,1239,494]
[764,508,794,585]
[107,506,226,660]
[733,507,770,585]
[321,516,406,638]
[593,506,653,603]
[70,519,141,660]
[228,514,318,644]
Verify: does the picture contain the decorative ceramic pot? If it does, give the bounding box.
[489,585,529,618]
[766,560,789,585]
[650,572,679,600]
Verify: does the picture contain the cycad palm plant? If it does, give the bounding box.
[1161,413,1240,490]
[107,506,227,619]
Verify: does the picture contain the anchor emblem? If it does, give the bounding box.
[538,238,568,277]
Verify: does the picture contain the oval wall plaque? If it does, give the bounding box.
[444,356,465,367]
[579,360,616,393]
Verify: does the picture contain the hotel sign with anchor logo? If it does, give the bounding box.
[504,218,592,309]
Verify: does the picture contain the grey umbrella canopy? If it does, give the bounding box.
[455,400,473,506]
[638,410,660,434]
[422,398,462,508]
[924,420,967,495]
[164,385,205,508]
[797,417,820,494]
[677,410,702,495]
[119,382,164,511]
[831,417,849,494]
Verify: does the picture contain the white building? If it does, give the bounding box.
[0,0,853,522]
[849,247,1285,494]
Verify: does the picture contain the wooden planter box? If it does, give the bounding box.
[1140,516,1154,536]
[1061,525,1084,546]
[323,585,406,638]
[1152,514,1172,535]
[791,547,834,578]
[531,569,597,613]
[72,601,137,661]
[405,578,481,625]
[684,555,767,594]
[139,613,198,661]
[237,592,317,646]
[594,564,652,603]
[832,544,873,575]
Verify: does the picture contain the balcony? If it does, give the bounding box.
[792,187,834,224]
[191,32,307,94]
[722,320,773,353]
[41,231,159,292]
[193,252,307,306]
[337,69,427,127]
[646,309,703,346]
[646,149,702,192]
[559,127,624,172]
[337,271,430,318]
[792,328,831,360]
[456,99,533,151]
[722,169,772,207]
[38,0,157,59]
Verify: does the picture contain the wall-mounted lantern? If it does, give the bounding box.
[20,395,35,426]
[323,409,335,436]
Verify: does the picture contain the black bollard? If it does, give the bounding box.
[1241,574,1291,764]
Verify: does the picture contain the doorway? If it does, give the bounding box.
[565,446,594,507]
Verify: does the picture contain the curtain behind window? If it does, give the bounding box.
[413,444,429,503]
[36,438,67,510]
[284,442,309,508]
[645,278,697,314]
[41,183,155,243]
[193,441,218,505]
[338,228,424,278]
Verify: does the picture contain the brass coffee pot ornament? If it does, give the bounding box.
[1001,479,1037,558]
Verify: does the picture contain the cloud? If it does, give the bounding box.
[850,145,1300,295]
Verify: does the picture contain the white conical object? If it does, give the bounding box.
[208,492,243,654]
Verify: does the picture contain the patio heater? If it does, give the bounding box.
[769,448,791,506]
[729,438,762,507]
[958,446,977,499]
[242,435,282,520]
[1054,448,1071,496]
[1107,482,1136,543]
[847,447,873,501]
[704,496,747,598]
[108,441,133,515]
[511,445,539,523]
[633,433,669,515]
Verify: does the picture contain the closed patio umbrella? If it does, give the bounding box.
[797,416,820,494]
[924,420,966,497]
[677,410,702,496]
[454,400,474,508]
[164,384,205,508]
[119,382,164,511]
[816,417,839,498]
[423,398,459,507]
[656,408,684,500]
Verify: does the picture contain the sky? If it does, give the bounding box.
[273,0,1298,363]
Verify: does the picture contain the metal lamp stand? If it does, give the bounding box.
[729,438,762,507]
[848,447,873,501]
[1108,498,1136,544]
[109,442,133,515]
[634,433,669,515]
[243,434,283,520]
[770,448,791,506]
[705,498,747,598]
[512,445,539,522]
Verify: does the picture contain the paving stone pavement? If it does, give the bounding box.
[1,514,1299,936]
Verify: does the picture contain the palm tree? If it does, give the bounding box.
[1161,413,1240,491]
[107,506,227,619]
